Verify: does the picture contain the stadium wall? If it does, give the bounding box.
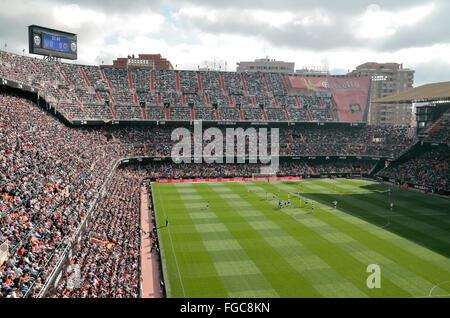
[0,77,74,127]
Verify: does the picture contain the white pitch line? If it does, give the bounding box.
[156,184,186,298]
[410,293,450,298]
[429,280,450,297]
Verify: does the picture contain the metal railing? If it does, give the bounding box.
[36,156,123,297]
[0,241,8,266]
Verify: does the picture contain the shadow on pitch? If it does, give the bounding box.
[276,181,450,258]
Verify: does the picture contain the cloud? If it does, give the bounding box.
[353,3,436,39]
[174,1,450,54]
[376,1,450,51]
[48,0,162,13]
[0,0,449,86]
[53,4,107,29]
[176,6,357,51]
[411,59,450,86]
[170,0,434,15]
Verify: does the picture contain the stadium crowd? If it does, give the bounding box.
[377,145,449,192]
[53,168,140,298]
[283,125,415,158]
[138,160,375,179]
[0,51,340,123]
[0,88,444,298]
[0,94,151,297]
[0,94,106,297]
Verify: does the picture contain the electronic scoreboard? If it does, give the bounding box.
[28,25,77,60]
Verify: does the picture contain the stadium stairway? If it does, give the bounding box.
[55,64,72,89]
[220,74,226,93]
[263,74,271,94]
[128,71,134,90]
[328,108,336,121]
[80,68,91,88]
[197,72,203,93]
[251,96,257,107]
[107,91,116,106]
[282,76,291,95]
[261,108,268,121]
[73,100,90,119]
[319,97,325,109]
[241,74,248,95]
[373,140,422,176]
[109,105,117,120]
[284,108,291,121]
[368,160,383,175]
[427,114,449,142]
[307,110,313,122]
[95,91,104,104]
[100,69,113,91]
[56,86,69,103]
[287,134,294,146]
[295,96,301,108]
[175,71,181,93]
[215,108,219,120]
[150,71,155,93]
[27,59,41,74]
[423,108,450,137]
[330,97,339,121]
[273,96,279,108]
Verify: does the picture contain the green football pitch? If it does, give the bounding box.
[151,178,450,298]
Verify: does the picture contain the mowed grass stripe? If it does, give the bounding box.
[331,179,450,232]
[208,182,366,298]
[297,179,450,257]
[276,180,450,295]
[305,180,450,272]
[338,179,450,236]
[228,182,409,298]
[265,181,449,297]
[178,183,279,298]
[154,183,229,297]
[316,179,450,256]
[191,182,322,298]
[328,179,450,272]
[322,179,450,229]
[341,179,450,216]
[239,183,373,298]
[152,183,183,297]
[247,181,432,297]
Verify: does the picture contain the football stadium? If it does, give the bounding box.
[0,1,449,305]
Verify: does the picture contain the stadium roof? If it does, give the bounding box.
[373,81,450,104]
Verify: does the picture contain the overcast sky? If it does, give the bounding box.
[1,0,449,86]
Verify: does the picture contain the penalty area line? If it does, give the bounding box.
[429,280,450,297]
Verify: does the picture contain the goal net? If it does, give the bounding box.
[251,172,277,180]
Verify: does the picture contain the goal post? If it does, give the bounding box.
[251,172,277,180]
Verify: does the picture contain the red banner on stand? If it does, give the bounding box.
[288,76,370,123]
